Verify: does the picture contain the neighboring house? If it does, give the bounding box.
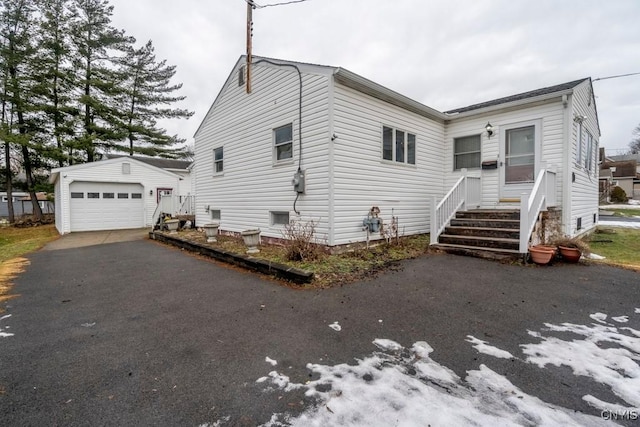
[600,159,638,200]
[50,156,192,234]
[1,192,54,218]
[193,56,600,250]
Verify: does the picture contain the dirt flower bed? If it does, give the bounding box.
[174,228,431,288]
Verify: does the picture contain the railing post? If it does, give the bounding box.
[430,196,437,245]
[462,168,468,211]
[519,193,528,253]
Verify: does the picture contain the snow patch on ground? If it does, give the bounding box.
[258,339,611,427]
[256,311,640,426]
[590,312,608,323]
[612,316,629,323]
[466,335,515,359]
[328,322,341,331]
[265,357,278,366]
[598,220,640,229]
[0,314,14,338]
[587,253,606,260]
[521,315,640,408]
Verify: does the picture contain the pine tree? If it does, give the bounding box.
[69,0,132,162]
[117,40,193,158]
[0,0,44,221]
[34,0,79,166]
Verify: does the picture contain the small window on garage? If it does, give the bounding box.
[118,193,129,199]
[270,211,290,226]
[122,162,131,174]
[88,192,100,199]
[71,192,84,199]
[103,193,114,199]
[131,193,142,199]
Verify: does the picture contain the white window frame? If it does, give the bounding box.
[273,123,294,164]
[453,134,482,171]
[213,146,223,175]
[382,125,416,165]
[585,131,594,172]
[576,121,583,165]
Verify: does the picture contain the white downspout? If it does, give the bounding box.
[562,93,573,236]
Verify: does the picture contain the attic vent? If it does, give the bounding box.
[238,66,245,87]
[122,162,131,174]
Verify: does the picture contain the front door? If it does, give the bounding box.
[499,120,540,200]
[156,188,173,204]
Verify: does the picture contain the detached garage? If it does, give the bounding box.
[50,157,188,234]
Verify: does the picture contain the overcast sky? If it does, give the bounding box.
[110,0,640,154]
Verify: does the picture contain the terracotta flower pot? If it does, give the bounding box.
[558,246,581,263]
[529,245,555,265]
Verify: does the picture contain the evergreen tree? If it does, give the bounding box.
[117,40,193,158]
[69,0,132,162]
[0,0,44,221]
[34,0,78,166]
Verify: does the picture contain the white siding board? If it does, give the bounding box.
[331,84,444,245]
[569,81,599,235]
[194,62,331,241]
[446,99,566,208]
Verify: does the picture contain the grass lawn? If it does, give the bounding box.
[0,224,59,264]
[588,227,640,270]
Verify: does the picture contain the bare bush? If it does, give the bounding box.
[283,219,322,262]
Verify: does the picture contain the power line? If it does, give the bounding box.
[245,0,311,9]
[593,72,640,82]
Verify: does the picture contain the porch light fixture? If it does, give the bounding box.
[485,122,494,137]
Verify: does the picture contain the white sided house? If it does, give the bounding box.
[194,56,600,256]
[51,156,192,234]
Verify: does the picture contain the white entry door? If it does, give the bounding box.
[70,182,145,232]
[500,120,541,200]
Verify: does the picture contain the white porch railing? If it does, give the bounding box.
[519,167,557,253]
[151,195,195,230]
[177,195,195,215]
[430,169,481,245]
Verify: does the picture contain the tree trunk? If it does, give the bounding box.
[4,141,15,223]
[20,143,43,221]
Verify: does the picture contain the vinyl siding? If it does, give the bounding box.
[53,158,181,234]
[331,83,445,245]
[194,62,332,241]
[445,99,566,208]
[569,81,599,235]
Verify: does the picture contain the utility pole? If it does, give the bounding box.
[246,0,254,93]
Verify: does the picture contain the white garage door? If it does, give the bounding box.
[70,182,145,232]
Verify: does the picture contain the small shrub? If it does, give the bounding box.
[610,186,627,203]
[283,219,322,262]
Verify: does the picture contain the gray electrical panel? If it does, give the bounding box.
[292,170,305,193]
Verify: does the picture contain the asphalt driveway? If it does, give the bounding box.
[1,238,639,425]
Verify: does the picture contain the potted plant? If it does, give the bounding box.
[202,222,220,242]
[529,245,555,265]
[241,229,261,254]
[549,236,590,263]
